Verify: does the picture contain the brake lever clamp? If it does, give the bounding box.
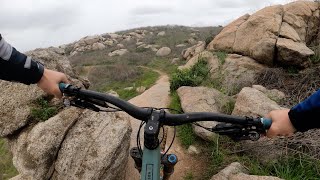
[211,123,261,141]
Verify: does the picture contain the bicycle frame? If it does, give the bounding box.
[141,146,161,180]
[59,83,271,180]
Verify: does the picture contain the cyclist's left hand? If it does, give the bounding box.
[37,68,69,98]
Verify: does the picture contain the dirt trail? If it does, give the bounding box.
[125,70,206,180]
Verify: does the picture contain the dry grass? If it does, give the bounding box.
[255,66,320,107]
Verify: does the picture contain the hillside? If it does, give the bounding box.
[67,25,222,99]
[1,1,320,180]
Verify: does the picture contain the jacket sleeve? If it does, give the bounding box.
[288,89,320,132]
[0,34,44,84]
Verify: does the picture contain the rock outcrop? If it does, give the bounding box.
[177,86,234,141]
[208,1,319,67]
[181,41,206,60]
[156,47,171,57]
[0,48,131,180]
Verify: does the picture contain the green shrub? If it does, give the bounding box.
[216,51,227,65]
[31,97,58,121]
[309,45,320,64]
[170,59,210,91]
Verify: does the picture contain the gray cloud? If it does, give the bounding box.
[0,6,79,31]
[131,6,174,16]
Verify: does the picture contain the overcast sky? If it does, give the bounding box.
[1,0,292,52]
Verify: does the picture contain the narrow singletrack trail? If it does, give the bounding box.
[125,69,207,180]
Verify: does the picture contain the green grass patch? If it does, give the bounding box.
[168,91,196,148]
[147,57,179,75]
[96,67,160,100]
[170,58,210,91]
[309,45,320,64]
[31,97,58,121]
[183,172,194,180]
[216,51,227,65]
[241,154,320,180]
[0,138,18,179]
[168,91,183,113]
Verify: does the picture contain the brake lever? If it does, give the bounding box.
[63,97,101,112]
[211,123,261,141]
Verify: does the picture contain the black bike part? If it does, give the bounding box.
[130,147,142,172]
[164,113,263,127]
[61,84,153,121]
[161,154,178,180]
[144,110,165,150]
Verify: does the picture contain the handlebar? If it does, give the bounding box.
[59,83,272,140]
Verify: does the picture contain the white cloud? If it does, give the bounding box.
[0,0,291,51]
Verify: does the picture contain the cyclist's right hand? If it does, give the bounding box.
[265,109,296,138]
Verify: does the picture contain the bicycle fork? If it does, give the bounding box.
[130,147,178,180]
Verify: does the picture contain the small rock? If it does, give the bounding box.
[92,42,105,50]
[104,40,114,46]
[136,42,144,46]
[157,31,166,36]
[176,44,186,48]
[156,47,171,57]
[187,145,200,155]
[117,44,125,49]
[136,86,146,93]
[107,90,119,97]
[108,33,121,39]
[108,49,128,57]
[171,58,179,64]
[188,38,197,44]
[124,87,134,91]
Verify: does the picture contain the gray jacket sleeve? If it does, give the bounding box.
[0,34,44,84]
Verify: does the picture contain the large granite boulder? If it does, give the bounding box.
[181,41,206,60]
[208,54,266,95]
[0,47,131,180]
[177,86,234,141]
[208,1,319,67]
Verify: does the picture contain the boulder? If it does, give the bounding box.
[207,1,319,67]
[50,110,131,180]
[157,31,166,36]
[182,41,206,60]
[156,47,171,57]
[207,14,250,51]
[187,145,200,155]
[187,38,197,44]
[252,85,285,103]
[211,162,283,180]
[92,42,106,50]
[177,86,234,141]
[208,54,266,95]
[276,38,314,66]
[1,46,129,180]
[232,87,282,117]
[108,49,129,57]
[117,44,125,49]
[136,86,146,93]
[178,51,214,70]
[176,44,186,48]
[104,40,114,46]
[171,58,180,65]
[136,42,144,46]
[83,35,102,45]
[0,48,81,137]
[108,33,121,39]
[8,108,83,179]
